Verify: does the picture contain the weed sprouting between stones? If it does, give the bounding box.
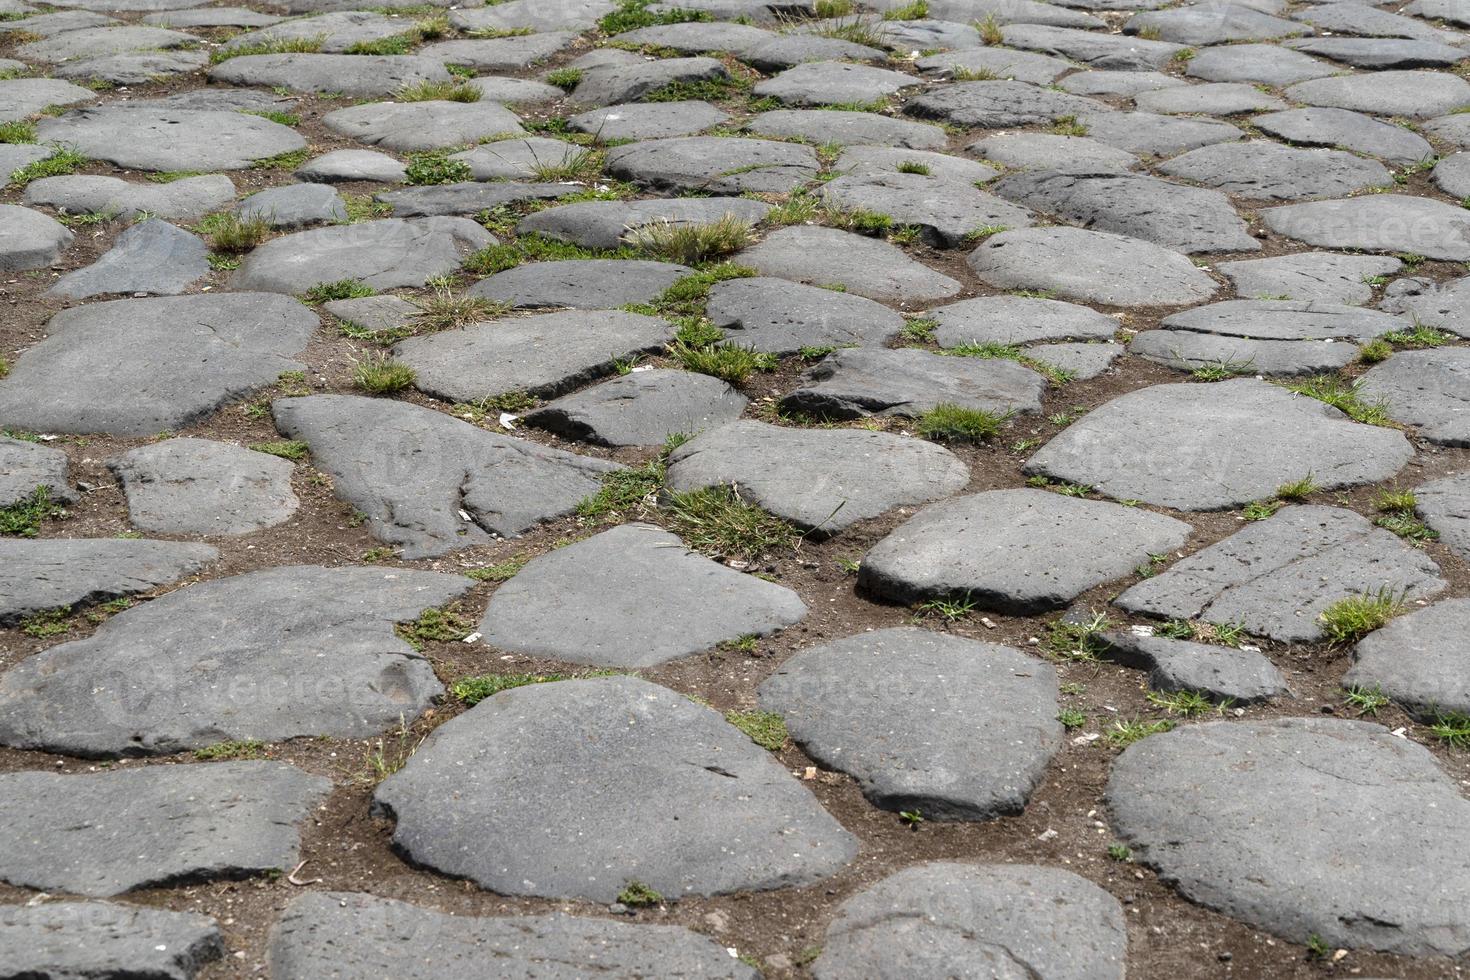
[1146,689,1231,717]
[249,440,309,461]
[404,150,473,186]
[662,485,801,561]
[1046,612,1111,662]
[1318,588,1403,644]
[1373,488,1437,543]
[624,215,754,265]
[302,279,376,303]
[616,880,664,907]
[917,404,1014,443]
[1344,685,1389,717]
[0,487,67,537]
[449,671,618,705]
[194,739,266,761]
[725,710,787,750]
[1283,375,1394,427]
[1104,717,1174,748]
[396,605,473,651]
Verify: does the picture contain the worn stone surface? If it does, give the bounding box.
[1285,36,1467,70]
[819,172,1033,248]
[373,675,857,900]
[1286,69,1470,118]
[0,436,71,508]
[968,227,1218,306]
[815,863,1127,980]
[833,144,999,184]
[1158,141,1391,201]
[1001,23,1186,69]
[1254,107,1435,166]
[932,295,1120,347]
[0,293,315,436]
[420,33,577,71]
[707,275,905,352]
[1358,348,1470,445]
[518,197,769,250]
[1024,379,1414,510]
[479,524,807,668]
[397,309,674,402]
[36,107,304,171]
[1416,468,1470,560]
[1102,629,1289,703]
[295,148,405,184]
[968,132,1138,172]
[0,565,471,754]
[268,893,757,980]
[273,395,619,557]
[0,901,224,980]
[0,762,330,896]
[760,629,1060,819]
[48,218,208,299]
[737,226,960,303]
[0,204,72,272]
[780,347,1045,420]
[24,173,235,222]
[570,56,728,107]
[110,438,299,535]
[1107,718,1470,955]
[1344,598,1470,719]
[449,137,585,180]
[523,369,747,447]
[1125,2,1307,44]
[0,77,94,121]
[323,99,523,152]
[746,108,947,149]
[235,182,347,228]
[605,135,819,194]
[568,99,728,140]
[666,420,970,536]
[1134,82,1286,116]
[376,181,571,219]
[233,217,490,293]
[1218,252,1401,304]
[916,46,1073,85]
[208,53,450,97]
[1158,299,1404,342]
[1058,69,1185,97]
[858,488,1190,612]
[0,537,216,625]
[752,61,917,106]
[1116,505,1445,642]
[1129,330,1358,377]
[1187,42,1334,86]
[466,258,691,310]
[903,79,1107,128]
[1074,110,1243,157]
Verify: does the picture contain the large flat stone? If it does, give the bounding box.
[858,488,1191,611]
[233,217,490,293]
[931,295,1119,346]
[1000,23,1186,69]
[373,675,857,901]
[746,108,947,149]
[24,173,235,222]
[208,53,451,97]
[0,902,223,980]
[466,258,691,309]
[268,893,757,980]
[323,100,523,152]
[0,293,316,436]
[967,227,1219,306]
[1107,718,1470,955]
[1024,379,1414,510]
[110,437,299,535]
[605,135,819,194]
[523,368,747,447]
[517,197,770,250]
[1264,195,1470,259]
[780,347,1045,419]
[0,538,215,627]
[706,276,905,353]
[1186,42,1334,86]
[0,205,71,272]
[1358,348,1470,445]
[0,565,472,755]
[48,218,208,299]
[1129,330,1358,377]
[736,226,959,303]
[0,436,70,509]
[1158,299,1404,341]
[819,172,1034,248]
[1101,629,1289,703]
[1253,107,1434,167]
[568,99,729,140]
[1158,141,1391,201]
[478,523,808,668]
[1217,252,1401,305]
[1124,2,1307,43]
[760,629,1060,819]
[1415,468,1470,560]
[272,395,619,557]
[903,79,1108,128]
[1286,69,1470,118]
[0,762,329,896]
[1116,505,1445,642]
[1344,597,1470,720]
[665,419,970,536]
[36,107,304,171]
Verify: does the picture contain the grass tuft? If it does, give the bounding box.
[917,402,1012,443]
[1319,588,1402,644]
[198,212,270,253]
[1104,717,1174,748]
[624,214,753,265]
[404,149,472,185]
[194,739,266,760]
[353,354,417,394]
[663,485,799,560]
[210,35,323,64]
[249,440,310,461]
[303,279,375,303]
[8,148,85,188]
[0,487,66,537]
[725,709,786,750]
[397,79,481,102]
[1284,374,1394,427]
[669,341,777,385]
[411,287,506,332]
[0,120,35,143]
[395,604,472,651]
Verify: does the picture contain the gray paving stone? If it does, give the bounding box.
[1415,468,1470,559]
[1129,330,1358,376]
[0,537,216,625]
[932,295,1120,347]
[760,628,1059,819]
[221,10,406,53]
[568,99,729,140]
[871,18,982,52]
[706,275,906,353]
[570,56,728,107]
[1425,111,1470,148]
[1158,141,1391,201]
[1101,629,1289,703]
[465,75,563,105]
[236,182,347,228]
[143,6,280,25]
[1074,110,1242,157]
[1218,252,1400,306]
[1433,152,1470,200]
[1263,195,1470,261]
[273,395,619,557]
[0,564,471,754]
[23,173,235,222]
[834,144,999,184]
[523,369,747,447]
[53,49,207,83]
[1284,35,1467,69]
[295,148,406,183]
[742,33,888,71]
[0,902,223,980]
[449,0,614,32]
[36,107,304,172]
[858,488,1191,611]
[1406,0,1470,25]
[0,10,116,36]
[667,419,970,535]
[269,893,757,980]
[233,217,490,293]
[814,863,1127,980]
[15,25,196,63]
[0,436,71,508]
[613,20,773,56]
[450,137,587,180]
[1058,69,1186,97]
[0,145,49,190]
[1376,274,1470,337]
[325,294,419,335]
[606,135,820,193]
[373,674,856,900]
[396,309,675,402]
[1000,23,1186,69]
[478,523,807,667]
[1028,341,1123,380]
[1024,379,1414,510]
[915,46,1073,85]
[376,181,572,218]
[991,169,1256,254]
[1107,717,1470,955]
[0,293,316,436]
[820,172,1033,247]
[968,132,1139,172]
[0,762,329,896]
[0,77,93,122]
[968,226,1219,306]
[208,53,450,97]
[1134,82,1286,116]
[1293,1,1460,42]
[1358,347,1470,445]
[1124,2,1308,43]
[323,99,523,152]
[0,205,71,272]
[737,226,960,303]
[110,438,299,535]
[746,107,947,149]
[1253,107,1434,167]
[752,60,918,106]
[903,79,1108,128]
[1185,42,1334,86]
[466,258,691,309]
[48,218,208,299]
[1344,598,1470,719]
[1159,299,1404,341]
[924,0,1103,27]
[1286,69,1470,118]
[780,347,1045,420]
[1116,505,1444,641]
[518,197,770,250]
[419,33,578,71]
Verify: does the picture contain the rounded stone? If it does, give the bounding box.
[1344,597,1470,719]
[109,438,299,535]
[523,368,747,447]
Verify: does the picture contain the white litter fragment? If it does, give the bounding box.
[462,632,482,644]
[1073,732,1101,745]
[499,412,518,429]
[458,509,472,522]
[1037,828,1058,842]
[1392,727,1408,739]
[1130,624,1155,637]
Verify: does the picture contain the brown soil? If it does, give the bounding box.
[4,11,1470,980]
